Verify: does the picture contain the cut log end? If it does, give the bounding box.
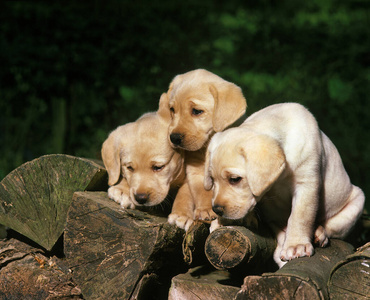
[0,154,108,250]
[205,225,276,270]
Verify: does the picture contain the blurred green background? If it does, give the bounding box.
[0,0,369,211]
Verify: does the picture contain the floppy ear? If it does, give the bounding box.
[101,127,125,186]
[204,146,214,191]
[210,82,247,132]
[239,135,286,197]
[157,93,171,122]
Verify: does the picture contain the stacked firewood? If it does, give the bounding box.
[0,155,368,299]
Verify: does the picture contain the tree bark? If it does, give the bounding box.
[0,238,82,299]
[328,242,370,299]
[235,239,354,300]
[205,225,276,271]
[64,191,187,300]
[182,221,210,267]
[169,266,240,300]
[0,154,107,251]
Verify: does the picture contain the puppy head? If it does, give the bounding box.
[204,130,286,219]
[167,69,247,151]
[102,94,184,206]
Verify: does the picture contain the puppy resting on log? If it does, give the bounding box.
[204,103,365,267]
[102,93,185,209]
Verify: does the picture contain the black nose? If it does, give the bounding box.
[134,193,149,205]
[170,133,183,146]
[212,205,224,216]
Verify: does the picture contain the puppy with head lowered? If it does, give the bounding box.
[102,93,185,209]
[164,69,247,230]
[205,103,365,267]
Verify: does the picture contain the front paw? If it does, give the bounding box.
[314,225,329,247]
[107,186,135,209]
[280,242,314,261]
[210,218,222,233]
[168,213,194,231]
[194,207,217,223]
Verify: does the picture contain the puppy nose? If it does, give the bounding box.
[170,133,183,146]
[134,193,149,205]
[212,205,224,216]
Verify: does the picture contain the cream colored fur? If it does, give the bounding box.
[205,103,365,267]
[101,93,184,208]
[163,69,247,230]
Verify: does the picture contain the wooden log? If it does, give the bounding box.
[328,242,370,299]
[0,154,107,251]
[205,225,276,271]
[64,191,187,300]
[235,239,354,300]
[168,266,240,300]
[0,238,82,299]
[182,221,210,267]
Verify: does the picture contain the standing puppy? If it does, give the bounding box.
[204,103,365,267]
[164,69,247,230]
[102,93,185,209]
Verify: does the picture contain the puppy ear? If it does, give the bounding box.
[239,135,286,197]
[157,93,171,122]
[204,147,214,191]
[101,126,125,186]
[210,83,247,132]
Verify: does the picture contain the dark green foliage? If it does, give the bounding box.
[0,0,369,209]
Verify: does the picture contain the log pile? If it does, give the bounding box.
[0,154,368,299]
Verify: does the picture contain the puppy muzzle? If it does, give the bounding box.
[212,205,225,217]
[134,193,150,205]
[170,133,184,147]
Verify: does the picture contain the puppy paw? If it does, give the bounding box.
[210,219,222,233]
[194,207,217,222]
[108,186,135,209]
[280,243,314,262]
[168,213,194,231]
[314,225,329,247]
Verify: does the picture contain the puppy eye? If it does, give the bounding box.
[152,165,165,172]
[127,166,134,172]
[192,108,204,116]
[170,107,175,114]
[228,176,242,185]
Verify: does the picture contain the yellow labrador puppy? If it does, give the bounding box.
[102,93,185,208]
[204,103,365,267]
[164,69,247,230]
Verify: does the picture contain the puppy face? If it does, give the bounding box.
[204,130,286,219]
[102,94,184,207]
[166,69,247,151]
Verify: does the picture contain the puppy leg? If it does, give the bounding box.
[324,185,365,239]
[280,183,318,261]
[168,181,195,231]
[188,173,217,222]
[270,224,287,268]
[108,179,135,209]
[314,225,329,247]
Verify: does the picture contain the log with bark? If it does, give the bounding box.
[182,221,210,267]
[0,238,82,299]
[205,225,276,271]
[328,242,370,299]
[168,265,240,300]
[235,239,355,300]
[64,191,187,300]
[0,154,107,251]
